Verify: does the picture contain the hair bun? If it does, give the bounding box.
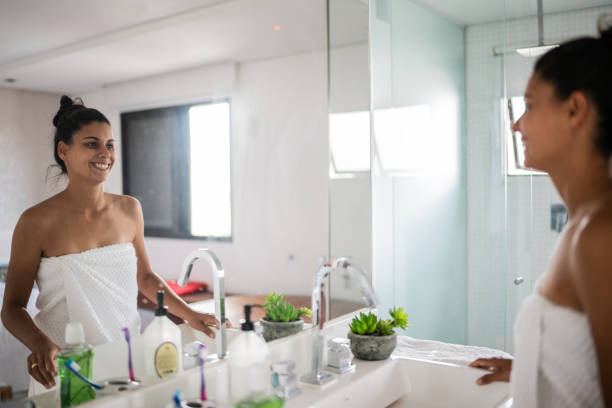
[598,13,612,44]
[53,95,85,127]
[59,95,74,108]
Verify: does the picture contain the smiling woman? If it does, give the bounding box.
[0,95,222,395]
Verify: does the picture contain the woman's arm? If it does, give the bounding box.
[570,215,612,405]
[125,197,220,338]
[0,210,59,388]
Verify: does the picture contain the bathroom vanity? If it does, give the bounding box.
[28,308,510,408]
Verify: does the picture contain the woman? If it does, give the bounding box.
[0,96,221,391]
[469,16,612,407]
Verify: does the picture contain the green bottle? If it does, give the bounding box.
[235,394,284,408]
[58,322,95,407]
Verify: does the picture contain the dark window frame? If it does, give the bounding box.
[121,99,232,241]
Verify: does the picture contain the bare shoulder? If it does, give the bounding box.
[107,193,142,217]
[17,194,64,234]
[570,209,612,281]
[107,193,142,220]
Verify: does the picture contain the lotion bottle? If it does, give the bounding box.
[143,290,183,381]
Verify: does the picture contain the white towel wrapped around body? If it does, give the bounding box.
[511,292,604,408]
[33,242,141,348]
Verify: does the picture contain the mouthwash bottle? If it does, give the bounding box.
[58,322,95,407]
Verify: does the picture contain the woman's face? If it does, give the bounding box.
[59,121,115,184]
[512,74,572,171]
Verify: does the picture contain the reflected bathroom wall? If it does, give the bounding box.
[0,0,331,297]
[371,0,467,343]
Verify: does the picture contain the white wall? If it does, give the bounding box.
[79,52,329,296]
[0,88,64,262]
[465,5,612,351]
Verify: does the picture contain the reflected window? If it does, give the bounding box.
[122,101,232,240]
[329,111,370,175]
[374,105,434,173]
[505,96,545,176]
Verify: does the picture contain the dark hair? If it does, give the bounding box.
[534,14,612,158]
[52,95,110,174]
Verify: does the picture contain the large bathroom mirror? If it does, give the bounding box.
[0,0,371,393]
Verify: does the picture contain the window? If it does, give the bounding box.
[329,111,370,176]
[122,101,232,240]
[505,96,546,176]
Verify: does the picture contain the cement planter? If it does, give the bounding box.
[260,318,304,342]
[348,331,397,361]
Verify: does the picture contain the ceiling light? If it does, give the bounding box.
[273,25,280,31]
[516,44,558,57]
[515,0,558,57]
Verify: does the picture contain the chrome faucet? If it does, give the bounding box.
[300,257,380,385]
[178,248,228,359]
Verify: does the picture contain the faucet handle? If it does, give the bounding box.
[270,360,301,400]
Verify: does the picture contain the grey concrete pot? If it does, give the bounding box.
[348,331,397,361]
[260,318,304,342]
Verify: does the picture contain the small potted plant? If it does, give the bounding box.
[347,307,409,361]
[260,292,312,342]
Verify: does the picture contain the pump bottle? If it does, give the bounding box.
[228,305,283,407]
[143,290,183,381]
[58,322,95,407]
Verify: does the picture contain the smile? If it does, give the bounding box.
[91,162,111,170]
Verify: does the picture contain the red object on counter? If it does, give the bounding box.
[165,280,208,295]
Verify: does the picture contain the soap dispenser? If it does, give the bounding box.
[143,290,183,381]
[228,305,283,407]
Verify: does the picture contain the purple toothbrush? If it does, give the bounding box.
[122,327,136,382]
[199,344,207,401]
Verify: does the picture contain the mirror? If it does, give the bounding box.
[0,0,365,392]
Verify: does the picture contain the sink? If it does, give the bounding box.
[287,355,509,408]
[389,357,510,408]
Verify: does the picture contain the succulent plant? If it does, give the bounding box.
[389,307,409,330]
[376,319,395,336]
[349,307,409,336]
[349,312,379,334]
[264,292,312,322]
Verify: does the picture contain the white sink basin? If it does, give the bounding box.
[389,357,510,408]
[287,356,509,408]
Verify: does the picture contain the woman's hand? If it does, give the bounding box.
[468,357,512,385]
[185,311,231,338]
[27,339,60,388]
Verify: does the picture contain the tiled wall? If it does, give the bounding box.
[466,5,612,351]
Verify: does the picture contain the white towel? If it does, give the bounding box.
[511,292,604,408]
[394,335,512,366]
[33,242,140,348]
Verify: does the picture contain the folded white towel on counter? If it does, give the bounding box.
[33,242,141,348]
[394,335,512,365]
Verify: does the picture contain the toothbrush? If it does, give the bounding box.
[199,344,207,401]
[173,390,182,408]
[64,359,104,390]
[122,327,136,382]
